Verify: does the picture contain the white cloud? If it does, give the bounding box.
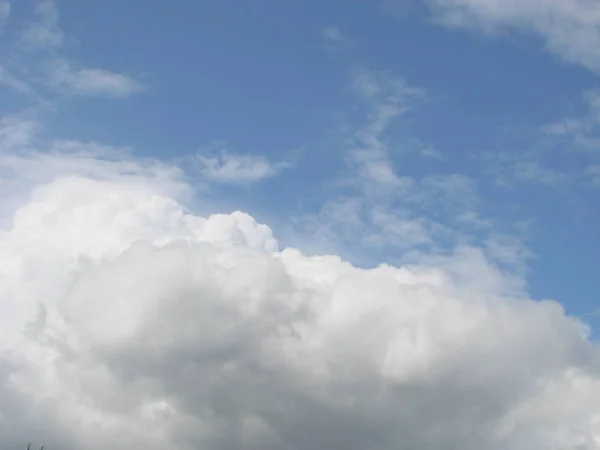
[585,88,600,121]
[192,149,289,184]
[536,87,600,185]
[1,149,600,449]
[3,1,145,100]
[425,0,600,73]
[0,142,183,192]
[585,164,600,186]
[480,147,573,189]
[0,115,39,149]
[419,173,478,206]
[542,118,586,137]
[368,208,433,247]
[297,70,436,258]
[2,14,598,448]
[18,0,63,49]
[322,26,353,49]
[48,60,146,98]
[0,1,10,33]
[0,64,38,97]
[513,161,567,185]
[322,26,345,42]
[350,69,424,192]
[0,134,187,227]
[542,88,600,153]
[302,70,484,260]
[419,146,443,160]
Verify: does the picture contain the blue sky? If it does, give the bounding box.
[2,0,600,324]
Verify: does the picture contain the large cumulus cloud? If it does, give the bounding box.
[1,155,600,450]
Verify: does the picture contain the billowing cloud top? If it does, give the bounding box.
[1,157,600,450]
[1,2,600,448]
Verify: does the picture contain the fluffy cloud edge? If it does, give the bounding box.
[1,147,600,449]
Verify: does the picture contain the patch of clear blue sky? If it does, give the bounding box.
[6,0,600,325]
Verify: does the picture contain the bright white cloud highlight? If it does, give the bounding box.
[1,144,600,450]
[426,0,600,73]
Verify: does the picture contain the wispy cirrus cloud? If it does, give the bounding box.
[17,0,63,49]
[322,25,354,50]
[543,88,600,154]
[477,88,600,189]
[0,64,37,96]
[424,0,600,74]
[0,115,39,149]
[48,60,145,98]
[419,145,443,160]
[299,69,425,256]
[322,26,346,43]
[529,88,600,189]
[191,148,291,184]
[513,161,567,185]
[2,0,144,100]
[0,1,10,33]
[297,67,519,268]
[585,164,600,187]
[349,68,424,193]
[479,148,571,189]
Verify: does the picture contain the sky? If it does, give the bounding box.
[1,0,600,449]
